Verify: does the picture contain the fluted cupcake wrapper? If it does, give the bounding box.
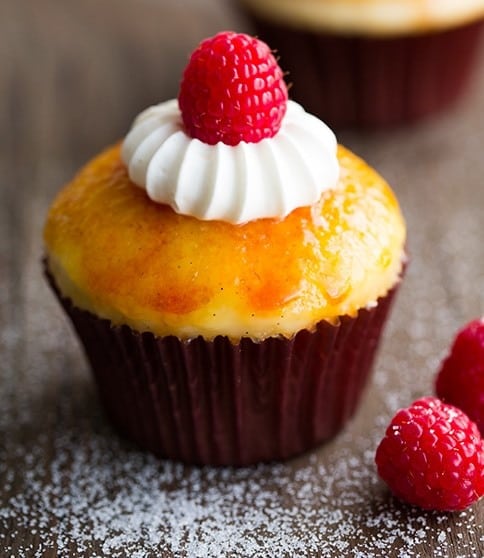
[245,15,484,128]
[46,268,401,466]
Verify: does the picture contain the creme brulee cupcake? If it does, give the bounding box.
[44,31,406,465]
[238,0,484,127]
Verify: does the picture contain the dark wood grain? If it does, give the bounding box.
[1,1,483,556]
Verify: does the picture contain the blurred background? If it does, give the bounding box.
[3,0,247,174]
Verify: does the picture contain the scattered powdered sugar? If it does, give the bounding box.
[2,413,482,558]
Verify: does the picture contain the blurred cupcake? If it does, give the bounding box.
[43,31,406,466]
[238,0,484,128]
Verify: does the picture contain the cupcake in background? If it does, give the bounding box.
[44,31,406,466]
[238,0,484,128]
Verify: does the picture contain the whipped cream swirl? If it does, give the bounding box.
[121,99,339,224]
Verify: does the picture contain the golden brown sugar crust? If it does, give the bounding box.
[44,144,406,340]
[240,0,484,36]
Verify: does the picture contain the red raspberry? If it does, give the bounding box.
[178,31,288,146]
[375,397,484,511]
[436,319,484,435]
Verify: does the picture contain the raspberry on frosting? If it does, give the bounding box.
[178,31,288,146]
[122,32,339,224]
[375,397,484,511]
[436,318,484,435]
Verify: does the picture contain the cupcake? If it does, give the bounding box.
[238,0,484,128]
[43,31,406,466]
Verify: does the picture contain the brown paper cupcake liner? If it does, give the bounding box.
[245,16,484,128]
[46,266,401,466]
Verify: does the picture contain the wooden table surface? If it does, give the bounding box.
[1,1,483,556]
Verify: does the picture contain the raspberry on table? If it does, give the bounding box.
[436,318,484,435]
[375,397,484,511]
[178,31,288,146]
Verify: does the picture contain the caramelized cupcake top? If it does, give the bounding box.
[44,143,405,340]
[44,32,406,340]
[240,0,484,36]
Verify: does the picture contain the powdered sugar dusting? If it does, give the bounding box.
[2,415,482,558]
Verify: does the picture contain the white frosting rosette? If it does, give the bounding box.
[121,99,339,224]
